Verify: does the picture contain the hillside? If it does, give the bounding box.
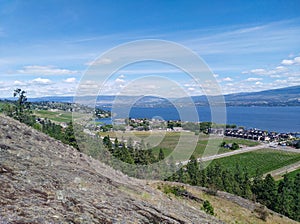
[0,114,298,223]
[223,85,300,106]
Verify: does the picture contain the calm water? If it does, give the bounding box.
[98,106,300,133]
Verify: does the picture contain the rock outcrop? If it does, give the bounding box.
[0,114,221,223]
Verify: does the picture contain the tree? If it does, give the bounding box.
[186,155,200,185]
[63,122,79,150]
[119,144,134,164]
[231,142,239,150]
[276,175,294,218]
[261,174,277,210]
[220,141,226,147]
[12,89,35,125]
[147,148,156,164]
[13,88,28,118]
[293,173,300,221]
[252,169,263,201]
[158,148,165,161]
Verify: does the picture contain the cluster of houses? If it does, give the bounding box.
[224,128,297,143]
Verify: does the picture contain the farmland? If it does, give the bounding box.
[99,131,261,158]
[33,110,84,123]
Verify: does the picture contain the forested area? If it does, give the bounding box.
[101,134,300,221]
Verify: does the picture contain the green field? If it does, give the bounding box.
[221,138,259,147]
[34,110,73,123]
[206,149,300,177]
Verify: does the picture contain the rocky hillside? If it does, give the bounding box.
[0,114,298,223]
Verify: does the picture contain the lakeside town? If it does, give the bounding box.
[96,117,300,149]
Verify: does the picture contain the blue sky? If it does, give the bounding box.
[0,0,300,97]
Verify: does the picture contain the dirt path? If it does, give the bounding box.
[264,160,300,180]
[178,143,268,165]
[180,143,300,165]
[199,143,269,162]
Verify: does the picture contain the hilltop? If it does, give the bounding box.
[0,114,298,223]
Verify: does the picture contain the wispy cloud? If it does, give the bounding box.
[183,19,300,55]
[242,66,289,77]
[31,77,52,85]
[17,65,79,76]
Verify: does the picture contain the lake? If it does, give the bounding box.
[97,106,300,133]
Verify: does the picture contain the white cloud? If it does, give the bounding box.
[294,57,300,64]
[13,80,26,85]
[281,59,294,65]
[31,77,52,85]
[281,56,300,65]
[222,77,233,82]
[64,77,77,83]
[18,65,78,76]
[248,68,267,75]
[245,77,262,82]
[115,78,125,83]
[255,81,263,85]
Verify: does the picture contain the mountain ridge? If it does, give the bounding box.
[2,85,299,106]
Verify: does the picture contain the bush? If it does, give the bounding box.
[254,205,269,221]
[202,200,214,216]
[231,142,239,150]
[162,185,186,196]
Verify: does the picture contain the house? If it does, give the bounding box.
[173,127,183,132]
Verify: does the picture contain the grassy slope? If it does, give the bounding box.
[150,182,298,224]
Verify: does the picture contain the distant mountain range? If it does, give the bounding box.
[4,85,299,107]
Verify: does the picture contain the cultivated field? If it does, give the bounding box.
[34,110,84,123]
[99,131,261,158]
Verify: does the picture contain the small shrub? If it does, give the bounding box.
[254,205,269,221]
[206,184,218,196]
[162,185,185,196]
[202,200,214,216]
